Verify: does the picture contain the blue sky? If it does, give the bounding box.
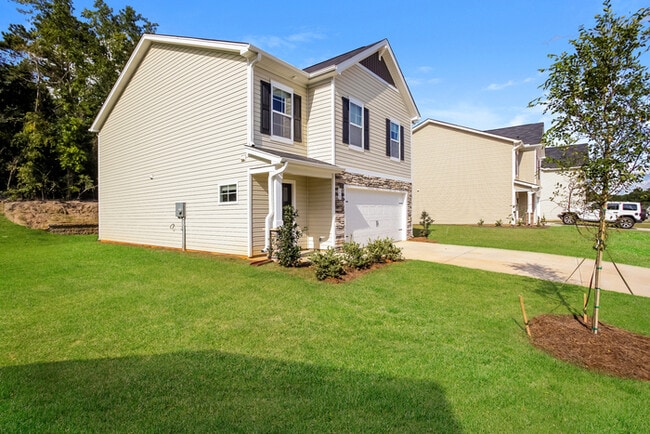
[2,0,649,187]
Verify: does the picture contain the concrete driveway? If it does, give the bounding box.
[397,241,650,298]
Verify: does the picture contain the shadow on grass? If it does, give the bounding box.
[529,279,581,317]
[1,351,462,432]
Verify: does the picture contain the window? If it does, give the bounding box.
[272,85,292,140]
[385,118,404,161]
[219,183,237,204]
[622,203,638,211]
[260,80,302,143]
[342,97,370,150]
[349,102,363,148]
[607,203,620,210]
[389,121,400,159]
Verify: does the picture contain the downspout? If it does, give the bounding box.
[264,161,288,253]
[247,53,262,146]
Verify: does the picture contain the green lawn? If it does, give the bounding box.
[421,224,650,268]
[1,216,649,432]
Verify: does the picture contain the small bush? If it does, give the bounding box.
[341,241,372,270]
[478,218,484,226]
[310,248,346,281]
[365,238,403,263]
[495,219,503,227]
[419,211,434,238]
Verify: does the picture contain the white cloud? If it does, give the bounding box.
[416,66,434,73]
[245,31,326,51]
[486,80,516,91]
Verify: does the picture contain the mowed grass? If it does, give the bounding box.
[423,224,650,268]
[1,216,649,432]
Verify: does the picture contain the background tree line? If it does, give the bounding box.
[0,0,156,200]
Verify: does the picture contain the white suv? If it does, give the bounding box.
[559,202,647,229]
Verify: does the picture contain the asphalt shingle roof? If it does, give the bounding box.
[303,40,384,73]
[542,144,589,169]
[484,122,544,145]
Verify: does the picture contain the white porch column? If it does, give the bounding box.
[272,172,284,228]
[527,191,534,225]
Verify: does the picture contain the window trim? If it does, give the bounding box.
[218,181,239,205]
[270,81,294,144]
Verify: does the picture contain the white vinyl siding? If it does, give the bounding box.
[335,64,411,179]
[412,122,513,225]
[98,43,251,255]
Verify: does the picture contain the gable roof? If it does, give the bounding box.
[304,39,419,121]
[483,123,544,145]
[413,119,522,145]
[91,35,419,132]
[541,144,589,169]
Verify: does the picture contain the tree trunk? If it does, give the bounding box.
[592,205,608,334]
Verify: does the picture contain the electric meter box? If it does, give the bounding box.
[175,202,186,219]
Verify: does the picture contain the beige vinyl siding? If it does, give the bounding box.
[412,123,513,224]
[251,173,268,255]
[306,177,334,249]
[252,68,308,156]
[335,65,412,180]
[306,80,334,164]
[517,149,537,184]
[98,43,251,255]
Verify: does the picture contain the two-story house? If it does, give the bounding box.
[90,35,420,256]
[412,120,542,225]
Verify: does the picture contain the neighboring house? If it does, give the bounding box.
[412,120,543,225]
[538,144,589,220]
[90,35,420,256]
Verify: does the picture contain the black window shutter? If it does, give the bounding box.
[293,94,302,142]
[400,125,405,161]
[342,97,349,144]
[363,108,370,150]
[385,118,391,157]
[260,81,271,135]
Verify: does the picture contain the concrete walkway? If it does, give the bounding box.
[396,241,650,298]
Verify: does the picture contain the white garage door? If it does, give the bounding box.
[345,187,406,245]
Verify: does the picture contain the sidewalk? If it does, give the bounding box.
[396,241,650,298]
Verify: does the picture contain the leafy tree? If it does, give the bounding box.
[0,0,156,199]
[532,1,650,334]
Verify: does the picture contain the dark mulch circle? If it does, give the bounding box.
[529,314,650,381]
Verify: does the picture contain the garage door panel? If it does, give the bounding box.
[345,188,406,245]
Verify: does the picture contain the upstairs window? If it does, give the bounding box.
[385,119,405,161]
[342,97,369,150]
[260,80,302,143]
[349,101,363,148]
[272,85,292,140]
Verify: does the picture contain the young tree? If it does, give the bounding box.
[532,1,650,334]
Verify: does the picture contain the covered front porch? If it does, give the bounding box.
[514,180,540,225]
[245,148,341,257]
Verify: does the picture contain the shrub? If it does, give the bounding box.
[274,205,302,267]
[419,211,434,238]
[495,219,503,227]
[341,241,372,270]
[310,248,345,281]
[365,238,403,263]
[478,218,484,226]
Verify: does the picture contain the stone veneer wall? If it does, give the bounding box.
[334,172,412,246]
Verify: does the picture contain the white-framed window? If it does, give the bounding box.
[349,99,363,148]
[271,81,292,142]
[218,182,238,204]
[389,120,400,160]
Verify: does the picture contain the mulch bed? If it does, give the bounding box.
[529,314,650,381]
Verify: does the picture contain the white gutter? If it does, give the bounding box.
[264,162,288,253]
